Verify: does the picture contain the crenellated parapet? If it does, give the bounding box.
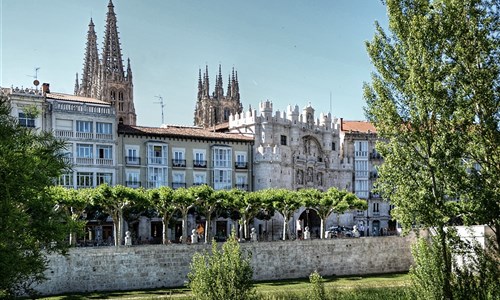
[4,86,43,97]
[229,100,340,135]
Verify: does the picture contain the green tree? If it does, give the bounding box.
[0,98,70,296]
[93,184,139,246]
[191,185,218,243]
[173,187,195,243]
[301,188,366,239]
[188,232,255,300]
[364,0,499,298]
[148,186,177,245]
[266,189,301,240]
[47,186,88,246]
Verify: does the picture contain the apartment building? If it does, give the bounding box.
[117,124,254,191]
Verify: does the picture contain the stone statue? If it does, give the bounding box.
[250,228,258,242]
[191,229,198,244]
[303,226,311,240]
[124,231,132,246]
[296,170,303,185]
[353,225,360,238]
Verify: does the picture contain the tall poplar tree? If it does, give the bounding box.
[364,0,499,298]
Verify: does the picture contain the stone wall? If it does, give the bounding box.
[34,236,414,296]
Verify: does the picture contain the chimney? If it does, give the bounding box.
[42,83,50,94]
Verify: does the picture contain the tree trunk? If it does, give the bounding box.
[181,210,188,244]
[112,214,119,247]
[162,214,170,245]
[69,232,77,246]
[438,226,453,300]
[282,216,289,240]
[204,213,211,243]
[320,217,326,239]
[118,210,124,246]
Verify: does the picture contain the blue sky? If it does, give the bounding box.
[0,0,389,127]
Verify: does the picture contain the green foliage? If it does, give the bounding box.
[408,236,447,300]
[365,0,500,298]
[0,97,71,297]
[308,271,326,300]
[188,233,255,300]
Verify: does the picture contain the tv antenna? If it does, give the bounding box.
[26,67,41,89]
[154,95,165,124]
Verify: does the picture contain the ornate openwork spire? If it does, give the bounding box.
[126,58,132,81]
[102,0,125,80]
[197,68,203,100]
[78,18,99,97]
[215,64,224,99]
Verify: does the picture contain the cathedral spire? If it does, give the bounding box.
[197,68,203,100]
[215,64,224,99]
[74,73,80,95]
[78,18,99,97]
[102,0,125,80]
[226,74,232,98]
[126,58,132,81]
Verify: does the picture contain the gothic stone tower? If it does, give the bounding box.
[194,65,243,128]
[75,0,136,126]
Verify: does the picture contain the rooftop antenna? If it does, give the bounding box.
[329,91,332,113]
[154,95,165,124]
[26,67,40,89]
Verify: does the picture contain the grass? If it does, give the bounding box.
[35,273,411,300]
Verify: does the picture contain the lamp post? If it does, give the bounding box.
[366,200,370,237]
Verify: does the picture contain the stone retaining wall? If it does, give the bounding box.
[34,236,414,295]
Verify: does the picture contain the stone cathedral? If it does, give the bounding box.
[74,0,137,126]
[194,65,243,128]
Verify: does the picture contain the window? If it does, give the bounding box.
[76,120,92,133]
[96,173,113,185]
[235,152,247,169]
[96,122,112,135]
[236,175,248,190]
[148,144,167,165]
[355,179,369,199]
[354,141,368,157]
[373,202,380,213]
[77,172,93,188]
[355,160,369,178]
[224,108,230,121]
[172,149,186,167]
[148,167,167,188]
[76,144,93,158]
[18,111,35,127]
[213,147,231,168]
[172,172,186,189]
[193,150,206,168]
[280,135,287,146]
[97,145,112,159]
[58,173,73,187]
[126,147,140,165]
[193,172,206,185]
[126,171,140,188]
[331,142,336,151]
[214,169,232,190]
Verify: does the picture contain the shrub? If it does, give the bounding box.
[187,232,255,300]
[308,270,326,300]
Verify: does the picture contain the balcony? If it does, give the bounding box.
[96,158,113,166]
[369,171,379,179]
[193,160,207,168]
[193,182,207,186]
[62,156,74,164]
[55,130,74,138]
[148,181,167,189]
[76,132,93,139]
[148,157,167,165]
[370,152,383,160]
[76,157,93,165]
[355,151,368,158]
[172,182,186,189]
[126,156,141,166]
[235,162,248,169]
[372,211,380,217]
[125,181,141,188]
[235,183,249,191]
[172,159,186,168]
[370,192,381,199]
[96,133,113,140]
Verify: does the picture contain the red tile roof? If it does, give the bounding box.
[118,124,254,142]
[341,120,377,133]
[46,92,110,105]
